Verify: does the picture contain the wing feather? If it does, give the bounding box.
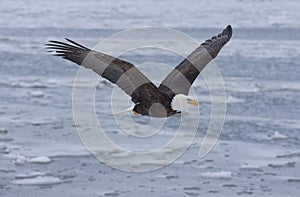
[46,38,162,103]
[158,25,232,98]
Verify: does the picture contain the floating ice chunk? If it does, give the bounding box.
[272,131,287,140]
[0,143,10,154]
[14,155,27,165]
[27,156,52,164]
[15,172,46,179]
[226,96,244,104]
[0,128,8,134]
[46,78,60,85]
[201,171,233,179]
[240,163,262,170]
[29,91,44,98]
[4,147,10,154]
[11,176,61,185]
[9,155,52,165]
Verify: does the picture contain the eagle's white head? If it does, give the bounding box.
[171,94,198,112]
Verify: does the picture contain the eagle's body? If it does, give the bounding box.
[46,25,232,118]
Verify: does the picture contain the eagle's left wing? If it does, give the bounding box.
[158,25,232,98]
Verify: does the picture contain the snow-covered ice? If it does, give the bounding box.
[27,156,52,164]
[11,176,62,186]
[272,131,288,140]
[201,171,234,179]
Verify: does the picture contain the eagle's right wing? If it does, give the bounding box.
[46,38,162,103]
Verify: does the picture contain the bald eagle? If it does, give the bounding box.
[46,25,232,118]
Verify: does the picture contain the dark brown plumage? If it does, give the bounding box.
[158,25,232,98]
[46,25,232,117]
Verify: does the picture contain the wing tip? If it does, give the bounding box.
[45,38,91,65]
[199,25,233,58]
[45,38,90,53]
[225,25,233,40]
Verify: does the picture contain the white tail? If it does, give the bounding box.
[113,106,134,115]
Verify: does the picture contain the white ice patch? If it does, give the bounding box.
[0,143,9,154]
[272,131,287,140]
[226,96,245,104]
[27,156,52,164]
[28,91,44,98]
[7,154,52,165]
[201,171,233,179]
[13,155,27,165]
[240,163,262,170]
[15,172,46,179]
[11,176,61,185]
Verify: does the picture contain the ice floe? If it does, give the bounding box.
[11,176,61,185]
[27,156,52,164]
[240,163,262,170]
[7,154,52,165]
[28,91,44,98]
[15,171,46,179]
[201,171,233,179]
[271,131,287,140]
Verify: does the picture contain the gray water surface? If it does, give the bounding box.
[1,0,300,196]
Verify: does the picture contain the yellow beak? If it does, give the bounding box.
[133,111,139,115]
[188,99,199,107]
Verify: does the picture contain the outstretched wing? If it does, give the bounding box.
[46,38,162,103]
[158,25,232,98]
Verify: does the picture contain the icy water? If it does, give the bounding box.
[1,0,300,196]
